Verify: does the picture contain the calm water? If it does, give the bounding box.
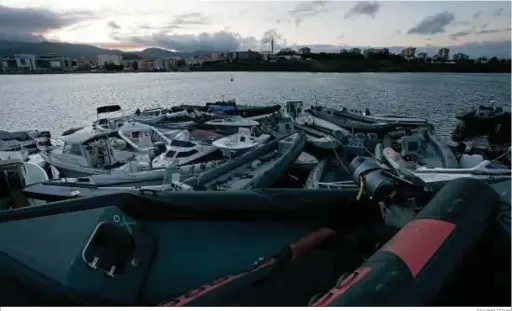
[0,72,510,142]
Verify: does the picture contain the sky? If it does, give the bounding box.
[0,0,511,57]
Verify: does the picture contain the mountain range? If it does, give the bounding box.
[0,41,194,59]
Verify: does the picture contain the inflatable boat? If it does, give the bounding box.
[308,106,398,134]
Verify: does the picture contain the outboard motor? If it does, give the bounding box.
[349,156,432,204]
[0,160,28,209]
[333,130,345,141]
[0,161,25,193]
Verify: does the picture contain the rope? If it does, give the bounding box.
[490,148,511,165]
[356,175,365,201]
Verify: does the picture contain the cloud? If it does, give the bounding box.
[472,12,482,20]
[107,21,121,30]
[449,26,511,40]
[288,1,329,26]
[118,28,289,53]
[480,23,489,30]
[450,30,472,39]
[448,40,511,58]
[494,8,504,17]
[407,11,455,35]
[128,31,253,52]
[0,5,98,42]
[475,27,511,35]
[169,12,210,27]
[344,1,381,19]
[454,20,471,26]
[123,13,211,35]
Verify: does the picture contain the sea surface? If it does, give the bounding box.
[0,72,510,142]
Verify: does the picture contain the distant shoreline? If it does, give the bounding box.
[2,58,511,75]
[1,67,510,75]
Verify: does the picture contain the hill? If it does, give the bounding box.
[135,47,192,59]
[0,41,123,58]
[0,40,200,59]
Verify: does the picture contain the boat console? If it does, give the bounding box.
[400,135,427,161]
[339,133,378,159]
[0,195,157,305]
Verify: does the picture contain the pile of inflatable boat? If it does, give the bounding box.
[0,98,510,306]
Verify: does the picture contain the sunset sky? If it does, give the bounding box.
[0,0,510,57]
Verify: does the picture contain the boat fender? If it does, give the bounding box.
[311,178,500,306]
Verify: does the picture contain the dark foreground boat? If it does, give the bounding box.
[311,177,511,306]
[0,187,383,306]
[0,172,509,306]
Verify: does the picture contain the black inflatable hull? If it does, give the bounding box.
[0,189,380,306]
[311,178,502,306]
[184,132,306,190]
[309,108,398,134]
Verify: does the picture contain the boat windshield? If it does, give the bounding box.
[170,140,195,148]
[165,149,198,158]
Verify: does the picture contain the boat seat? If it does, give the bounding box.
[355,133,366,142]
[459,154,484,168]
[382,135,392,148]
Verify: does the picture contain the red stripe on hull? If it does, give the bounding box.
[163,227,336,307]
[164,259,276,306]
[380,218,456,277]
[289,228,336,260]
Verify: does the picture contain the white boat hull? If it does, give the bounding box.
[213,134,271,156]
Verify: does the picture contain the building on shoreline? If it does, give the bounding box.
[1,54,71,72]
[363,48,389,57]
[401,47,416,59]
[435,48,450,62]
[97,54,122,66]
